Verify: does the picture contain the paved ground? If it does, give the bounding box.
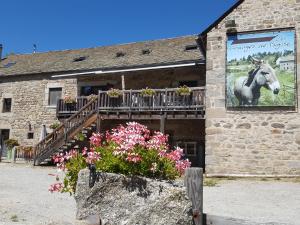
[0,163,299,225]
[204,179,300,225]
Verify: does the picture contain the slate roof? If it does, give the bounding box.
[0,35,203,77]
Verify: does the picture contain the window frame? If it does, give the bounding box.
[48,87,62,107]
[176,141,197,157]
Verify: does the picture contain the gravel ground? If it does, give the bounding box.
[0,163,299,225]
[0,163,76,225]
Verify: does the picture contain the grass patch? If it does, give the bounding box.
[10,214,18,222]
[203,178,219,187]
[292,177,300,183]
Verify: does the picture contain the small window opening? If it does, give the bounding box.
[2,98,12,113]
[27,132,34,139]
[142,49,151,55]
[73,56,88,62]
[185,45,198,51]
[116,52,125,58]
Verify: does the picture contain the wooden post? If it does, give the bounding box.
[160,113,166,133]
[96,113,101,133]
[184,168,203,225]
[121,75,125,106]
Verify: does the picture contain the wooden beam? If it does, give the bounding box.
[184,168,203,225]
[160,113,166,133]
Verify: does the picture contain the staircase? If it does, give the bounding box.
[34,98,99,165]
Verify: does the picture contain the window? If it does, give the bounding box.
[48,88,62,106]
[2,98,12,113]
[27,132,34,139]
[176,141,197,157]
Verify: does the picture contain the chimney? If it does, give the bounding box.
[0,44,2,60]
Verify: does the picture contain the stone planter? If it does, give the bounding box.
[75,169,193,225]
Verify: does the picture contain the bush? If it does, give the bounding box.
[49,122,191,194]
[4,139,19,149]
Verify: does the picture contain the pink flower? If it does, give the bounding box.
[150,162,158,172]
[85,151,101,164]
[126,152,142,163]
[48,182,63,193]
[175,159,191,175]
[146,132,168,150]
[64,149,77,160]
[82,147,88,156]
[90,133,102,147]
[106,122,150,153]
[166,147,183,162]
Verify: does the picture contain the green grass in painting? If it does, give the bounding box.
[226,57,295,107]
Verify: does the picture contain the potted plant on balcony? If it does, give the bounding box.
[107,88,122,98]
[63,95,76,111]
[141,87,156,107]
[141,87,156,97]
[49,121,60,130]
[176,85,192,106]
[107,88,122,107]
[176,85,191,96]
[4,139,19,160]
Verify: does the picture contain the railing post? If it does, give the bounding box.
[160,113,166,133]
[184,168,203,225]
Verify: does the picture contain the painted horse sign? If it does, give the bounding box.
[226,29,296,107]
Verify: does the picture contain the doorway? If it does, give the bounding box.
[0,129,10,160]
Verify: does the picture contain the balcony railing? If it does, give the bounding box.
[57,87,205,116]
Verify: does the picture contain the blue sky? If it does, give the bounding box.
[227,30,295,61]
[1,0,238,56]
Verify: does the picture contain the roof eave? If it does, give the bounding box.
[0,59,205,78]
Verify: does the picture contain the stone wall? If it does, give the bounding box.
[205,0,300,176]
[0,74,77,146]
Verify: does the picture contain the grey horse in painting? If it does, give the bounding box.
[233,57,280,106]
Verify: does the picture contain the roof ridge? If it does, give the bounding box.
[5,34,198,57]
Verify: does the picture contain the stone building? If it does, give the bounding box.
[0,36,206,167]
[277,56,295,71]
[202,0,300,176]
[1,0,300,177]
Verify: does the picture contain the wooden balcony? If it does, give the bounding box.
[57,87,205,119]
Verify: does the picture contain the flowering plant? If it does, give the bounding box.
[63,95,76,104]
[49,122,191,194]
[49,122,60,130]
[87,94,97,102]
[107,88,122,98]
[176,85,191,96]
[4,139,19,150]
[141,87,156,97]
